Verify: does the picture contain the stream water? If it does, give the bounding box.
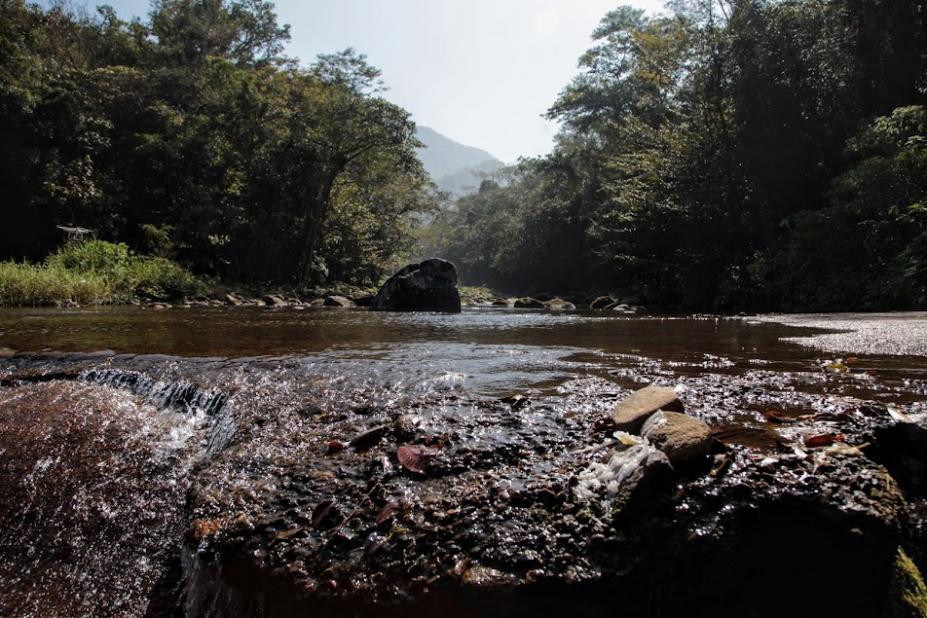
[2,306,927,617]
[1,306,926,397]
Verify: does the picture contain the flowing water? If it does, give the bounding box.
[2,306,926,395]
[1,306,927,617]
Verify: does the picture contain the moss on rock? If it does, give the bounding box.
[890,548,927,618]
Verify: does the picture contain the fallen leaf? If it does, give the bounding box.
[397,444,441,474]
[311,500,335,527]
[762,409,790,423]
[803,433,844,448]
[376,501,398,525]
[327,439,347,454]
[349,424,390,450]
[275,526,305,540]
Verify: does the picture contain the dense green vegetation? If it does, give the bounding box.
[4,0,926,311]
[0,0,439,292]
[0,239,202,305]
[426,0,927,311]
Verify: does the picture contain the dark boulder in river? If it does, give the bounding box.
[372,258,461,312]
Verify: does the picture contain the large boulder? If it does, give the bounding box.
[372,258,461,312]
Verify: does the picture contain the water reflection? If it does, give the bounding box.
[2,306,926,402]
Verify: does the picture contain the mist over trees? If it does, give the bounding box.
[426,0,927,311]
[0,0,440,287]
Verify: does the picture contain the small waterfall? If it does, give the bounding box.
[79,367,239,462]
[80,368,229,416]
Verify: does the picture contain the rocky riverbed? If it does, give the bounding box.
[1,310,927,617]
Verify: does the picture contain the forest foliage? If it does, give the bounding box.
[0,0,440,290]
[4,0,927,311]
[425,0,927,311]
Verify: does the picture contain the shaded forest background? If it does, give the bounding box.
[2,0,927,311]
[427,0,927,311]
[1,0,439,289]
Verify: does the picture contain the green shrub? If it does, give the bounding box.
[124,256,202,301]
[46,240,133,277]
[0,241,203,306]
[0,262,112,306]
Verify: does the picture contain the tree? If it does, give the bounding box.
[149,0,290,66]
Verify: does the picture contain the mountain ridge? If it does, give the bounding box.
[415,126,504,197]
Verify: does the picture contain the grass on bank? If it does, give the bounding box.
[0,240,202,306]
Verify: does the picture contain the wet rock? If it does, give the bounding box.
[0,382,193,617]
[225,293,244,306]
[308,298,326,307]
[393,414,422,440]
[544,298,576,311]
[611,384,684,433]
[514,297,545,309]
[889,548,927,617]
[492,298,514,307]
[9,350,926,618]
[589,295,617,310]
[353,294,375,307]
[324,295,355,308]
[641,410,712,468]
[500,394,531,410]
[148,301,172,309]
[872,420,927,495]
[262,294,288,307]
[574,437,676,523]
[372,258,461,312]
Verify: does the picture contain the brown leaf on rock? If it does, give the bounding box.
[397,444,441,474]
[311,499,335,527]
[376,501,399,525]
[762,409,790,423]
[349,424,390,450]
[803,433,845,448]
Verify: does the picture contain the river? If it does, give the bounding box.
[1,306,926,617]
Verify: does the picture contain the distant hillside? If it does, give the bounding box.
[416,126,504,197]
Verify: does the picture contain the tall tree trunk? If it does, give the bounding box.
[297,164,339,287]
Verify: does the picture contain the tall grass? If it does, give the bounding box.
[0,240,203,306]
[0,262,111,306]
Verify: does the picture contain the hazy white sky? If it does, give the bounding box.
[63,0,668,161]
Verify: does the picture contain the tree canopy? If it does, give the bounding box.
[427,0,927,310]
[0,0,439,288]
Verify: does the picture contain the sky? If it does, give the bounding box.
[57,0,667,162]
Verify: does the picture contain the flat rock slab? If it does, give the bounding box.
[514,298,545,309]
[324,295,355,307]
[641,410,712,467]
[611,385,684,432]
